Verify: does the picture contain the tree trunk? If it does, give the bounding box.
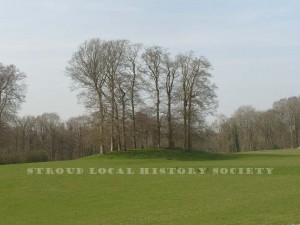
[98,91,104,154]
[295,118,299,147]
[167,97,174,148]
[187,98,192,151]
[183,99,188,151]
[122,97,127,151]
[131,78,137,149]
[156,81,161,148]
[115,102,121,151]
[110,79,115,152]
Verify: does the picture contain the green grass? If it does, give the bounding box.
[1,149,300,225]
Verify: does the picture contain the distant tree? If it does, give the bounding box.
[233,106,258,151]
[211,114,231,152]
[40,113,61,160]
[285,97,300,148]
[273,97,300,148]
[135,109,156,148]
[17,116,37,152]
[66,115,92,158]
[257,110,276,150]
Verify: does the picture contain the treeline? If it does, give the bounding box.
[1,95,298,164]
[0,108,207,163]
[1,113,100,163]
[209,96,300,152]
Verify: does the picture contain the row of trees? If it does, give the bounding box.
[2,95,298,163]
[1,113,96,162]
[0,107,212,163]
[66,39,217,152]
[210,96,300,152]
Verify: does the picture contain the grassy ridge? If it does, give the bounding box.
[1,149,300,225]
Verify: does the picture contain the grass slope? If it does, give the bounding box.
[0,149,300,225]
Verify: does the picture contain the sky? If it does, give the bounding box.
[0,0,299,120]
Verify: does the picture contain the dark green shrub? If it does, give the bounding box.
[25,150,49,163]
[272,144,281,150]
[0,154,22,164]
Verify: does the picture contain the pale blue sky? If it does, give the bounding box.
[0,0,299,119]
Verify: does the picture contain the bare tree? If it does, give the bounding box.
[163,53,178,148]
[0,63,26,129]
[36,114,50,151]
[66,115,92,157]
[258,110,276,150]
[233,106,258,151]
[66,39,107,153]
[41,113,61,160]
[273,97,300,148]
[115,72,131,151]
[142,46,165,148]
[286,97,300,148]
[125,43,143,149]
[177,53,192,151]
[212,96,300,152]
[177,53,217,150]
[103,40,128,151]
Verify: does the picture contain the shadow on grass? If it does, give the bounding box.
[84,148,300,161]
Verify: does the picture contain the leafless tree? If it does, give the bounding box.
[273,97,300,148]
[233,105,258,151]
[177,52,217,150]
[163,53,178,148]
[115,71,131,151]
[0,63,26,129]
[142,46,165,148]
[258,110,276,150]
[124,43,143,149]
[66,39,107,153]
[103,40,128,151]
[66,115,92,157]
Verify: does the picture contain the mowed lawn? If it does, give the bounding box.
[0,149,300,225]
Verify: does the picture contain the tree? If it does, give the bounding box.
[163,53,178,148]
[285,97,300,148]
[0,63,26,128]
[40,113,61,160]
[124,43,143,149]
[257,110,276,150]
[104,40,128,152]
[273,97,300,148]
[233,106,258,151]
[177,53,217,150]
[115,70,131,151]
[66,115,92,158]
[142,46,165,148]
[66,39,107,153]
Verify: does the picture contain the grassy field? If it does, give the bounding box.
[0,149,300,225]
